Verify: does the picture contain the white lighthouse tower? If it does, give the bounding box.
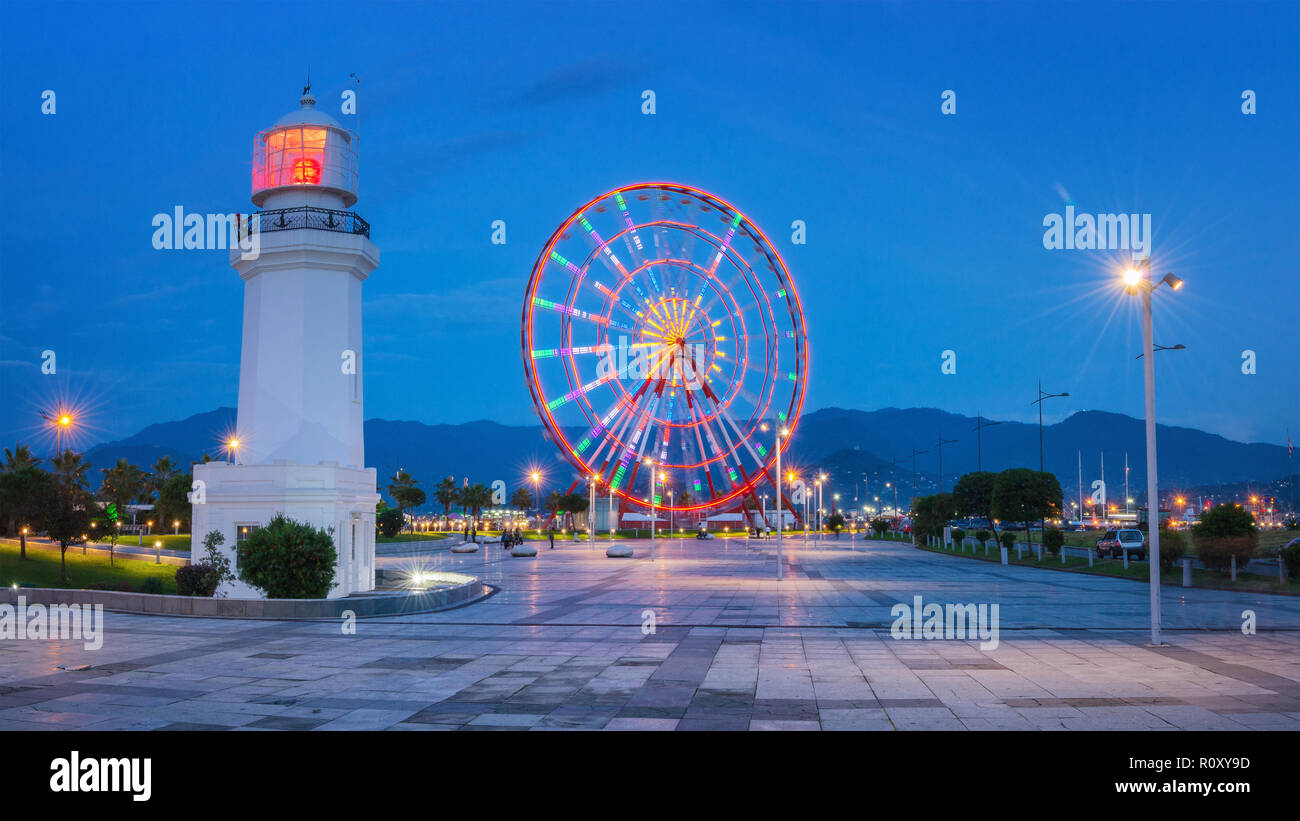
[192,87,380,598]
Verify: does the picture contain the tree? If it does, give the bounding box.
[435,476,458,517]
[991,468,1063,545]
[100,458,146,522]
[1,463,51,558]
[376,508,403,538]
[458,483,493,539]
[557,492,589,536]
[237,513,337,598]
[43,450,93,582]
[386,471,423,531]
[953,471,997,530]
[870,517,890,537]
[155,472,194,533]
[510,487,533,512]
[911,493,957,540]
[1193,504,1257,574]
[827,512,845,538]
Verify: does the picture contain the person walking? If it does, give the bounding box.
[548,523,556,550]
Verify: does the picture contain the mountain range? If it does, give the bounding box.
[74,406,1294,507]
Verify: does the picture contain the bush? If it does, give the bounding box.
[1156,528,1186,572]
[139,577,165,595]
[975,530,990,543]
[950,528,965,544]
[1195,535,1255,575]
[870,518,890,536]
[376,508,403,538]
[175,563,221,597]
[1193,504,1257,575]
[999,531,1016,549]
[1042,527,1064,555]
[1281,542,1300,578]
[237,513,337,598]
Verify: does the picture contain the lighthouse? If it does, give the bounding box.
[192,87,380,598]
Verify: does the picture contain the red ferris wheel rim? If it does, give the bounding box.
[521,182,809,513]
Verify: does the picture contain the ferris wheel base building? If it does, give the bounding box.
[191,89,380,599]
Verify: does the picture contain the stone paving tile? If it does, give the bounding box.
[4,538,1300,731]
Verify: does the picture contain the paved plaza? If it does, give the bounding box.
[2,537,1299,731]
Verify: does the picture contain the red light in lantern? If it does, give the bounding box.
[292,157,321,185]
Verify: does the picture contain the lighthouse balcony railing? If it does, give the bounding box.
[239,206,370,239]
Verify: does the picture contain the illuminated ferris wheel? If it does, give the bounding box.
[521,183,808,516]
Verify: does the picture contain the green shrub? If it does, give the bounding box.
[999,531,1016,549]
[1156,528,1186,572]
[950,528,965,544]
[237,513,337,598]
[975,530,990,543]
[1042,527,1064,555]
[1192,505,1257,575]
[1281,542,1300,578]
[1195,535,1254,575]
[175,563,221,597]
[376,508,403,538]
[139,577,165,595]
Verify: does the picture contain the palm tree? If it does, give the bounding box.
[150,456,177,493]
[100,458,145,523]
[435,476,457,518]
[4,444,40,472]
[386,471,422,532]
[458,483,493,540]
[510,487,533,512]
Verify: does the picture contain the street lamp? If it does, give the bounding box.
[1122,257,1183,646]
[41,410,75,455]
[763,423,791,580]
[1032,382,1070,472]
[972,414,1002,472]
[935,435,958,493]
[225,437,241,465]
[529,471,541,522]
[588,473,598,550]
[643,458,660,560]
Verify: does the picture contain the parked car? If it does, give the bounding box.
[1096,528,1147,560]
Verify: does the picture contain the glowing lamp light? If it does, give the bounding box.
[1122,267,1143,288]
[292,156,321,185]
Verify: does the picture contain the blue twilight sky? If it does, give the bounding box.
[0,0,1296,455]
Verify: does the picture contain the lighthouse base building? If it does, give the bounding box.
[192,88,380,599]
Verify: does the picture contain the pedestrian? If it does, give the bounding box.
[548,524,555,550]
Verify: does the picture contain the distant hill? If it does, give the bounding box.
[76,406,1292,507]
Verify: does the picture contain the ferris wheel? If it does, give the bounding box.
[521,183,808,516]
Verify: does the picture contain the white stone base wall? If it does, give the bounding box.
[191,461,379,599]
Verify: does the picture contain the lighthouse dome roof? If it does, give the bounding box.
[273,89,346,133]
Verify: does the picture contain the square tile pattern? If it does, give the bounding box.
[2,537,1298,731]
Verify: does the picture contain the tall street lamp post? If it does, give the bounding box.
[972,414,1001,472]
[1123,258,1183,646]
[935,435,958,493]
[763,423,789,580]
[1033,382,1070,472]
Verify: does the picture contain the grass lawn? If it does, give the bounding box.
[916,542,1300,595]
[97,533,191,551]
[0,543,178,593]
[375,532,449,543]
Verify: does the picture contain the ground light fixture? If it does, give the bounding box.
[1121,257,1184,646]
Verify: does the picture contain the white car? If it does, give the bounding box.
[1096,528,1147,561]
